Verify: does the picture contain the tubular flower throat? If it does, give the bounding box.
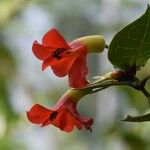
[32,28,88,88]
[27,90,93,132]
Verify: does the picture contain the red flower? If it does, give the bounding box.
[27,90,93,132]
[32,28,88,88]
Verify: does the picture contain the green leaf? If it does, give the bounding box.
[108,5,150,72]
[122,113,150,122]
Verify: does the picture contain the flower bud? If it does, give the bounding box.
[110,70,126,80]
[71,35,105,53]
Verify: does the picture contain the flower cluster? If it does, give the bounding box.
[27,28,105,132]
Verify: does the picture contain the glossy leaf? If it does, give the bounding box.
[108,5,150,72]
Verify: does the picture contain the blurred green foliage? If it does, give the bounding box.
[0,43,18,123]
[0,0,25,27]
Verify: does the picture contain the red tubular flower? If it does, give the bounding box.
[27,90,93,132]
[32,28,88,88]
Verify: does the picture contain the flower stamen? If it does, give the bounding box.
[49,111,58,121]
[52,48,66,60]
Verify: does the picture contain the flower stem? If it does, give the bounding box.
[141,76,150,87]
[72,74,150,106]
[105,44,109,49]
[141,88,150,106]
[85,80,135,90]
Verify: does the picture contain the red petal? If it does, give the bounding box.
[42,55,76,76]
[42,28,69,49]
[83,118,93,132]
[69,55,88,88]
[58,111,68,131]
[53,109,74,132]
[50,56,77,77]
[42,56,54,71]
[32,41,54,60]
[42,108,74,132]
[62,112,74,132]
[49,109,65,129]
[75,120,82,130]
[27,104,51,124]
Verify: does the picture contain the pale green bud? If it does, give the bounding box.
[73,35,106,53]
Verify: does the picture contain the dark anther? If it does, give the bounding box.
[52,48,66,60]
[66,51,71,54]
[49,111,58,121]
